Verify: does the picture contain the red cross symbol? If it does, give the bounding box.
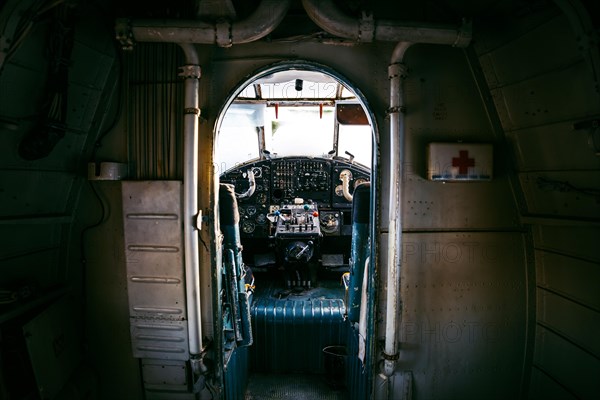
[452,150,475,175]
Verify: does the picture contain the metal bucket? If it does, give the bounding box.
[323,345,347,389]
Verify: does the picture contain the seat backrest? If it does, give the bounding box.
[347,182,370,323]
[219,183,253,347]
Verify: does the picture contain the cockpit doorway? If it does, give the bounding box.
[213,61,377,399]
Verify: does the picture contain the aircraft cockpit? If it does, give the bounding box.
[217,66,373,289]
[214,64,374,392]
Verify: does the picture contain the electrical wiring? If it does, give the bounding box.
[1,0,67,70]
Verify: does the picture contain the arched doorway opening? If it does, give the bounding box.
[213,61,378,399]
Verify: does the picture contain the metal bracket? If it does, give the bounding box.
[215,21,233,48]
[386,106,406,115]
[194,210,210,230]
[454,18,473,48]
[87,162,128,181]
[115,18,134,51]
[382,351,400,361]
[574,118,600,155]
[358,11,375,43]
[184,107,201,116]
[0,35,9,68]
[388,63,408,80]
[194,210,203,230]
[179,64,202,79]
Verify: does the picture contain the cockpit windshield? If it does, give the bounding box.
[216,69,372,173]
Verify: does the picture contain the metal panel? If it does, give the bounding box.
[131,321,189,359]
[537,290,599,356]
[529,368,577,400]
[0,171,74,216]
[507,119,600,172]
[399,232,527,399]
[250,295,346,373]
[224,346,249,400]
[345,323,368,400]
[490,61,600,131]
[142,358,188,391]
[403,175,520,230]
[480,15,581,88]
[23,296,82,400]
[519,171,600,219]
[145,391,196,400]
[535,250,600,310]
[473,8,560,56]
[532,225,600,262]
[122,181,189,360]
[0,224,62,287]
[533,326,600,398]
[127,43,184,180]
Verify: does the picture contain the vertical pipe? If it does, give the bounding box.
[178,42,202,355]
[383,41,412,378]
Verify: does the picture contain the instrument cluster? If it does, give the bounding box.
[220,157,369,238]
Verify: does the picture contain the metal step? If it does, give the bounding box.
[249,284,346,374]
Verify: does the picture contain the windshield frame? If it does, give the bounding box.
[214,60,378,173]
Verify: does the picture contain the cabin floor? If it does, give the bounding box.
[245,373,346,400]
[240,271,350,399]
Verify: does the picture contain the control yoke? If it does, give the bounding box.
[235,169,256,199]
[339,169,353,202]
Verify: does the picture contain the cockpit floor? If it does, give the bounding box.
[245,373,346,400]
[251,276,346,301]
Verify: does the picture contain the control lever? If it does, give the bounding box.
[295,241,313,260]
[345,150,355,162]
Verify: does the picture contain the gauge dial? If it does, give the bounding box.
[320,212,340,234]
[335,185,344,197]
[256,193,267,204]
[251,167,262,178]
[255,213,266,225]
[242,220,255,234]
[246,205,257,216]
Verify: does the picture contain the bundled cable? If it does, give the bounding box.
[18,3,74,160]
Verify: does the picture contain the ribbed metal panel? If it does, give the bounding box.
[345,323,368,400]
[250,295,346,374]
[225,346,249,400]
[126,43,184,180]
[122,181,189,360]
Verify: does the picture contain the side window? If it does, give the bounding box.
[216,104,263,172]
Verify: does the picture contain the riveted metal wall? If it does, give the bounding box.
[475,4,600,398]
[0,9,117,292]
[397,232,527,399]
[402,44,521,231]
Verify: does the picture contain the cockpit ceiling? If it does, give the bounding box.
[118,0,552,24]
[237,71,355,102]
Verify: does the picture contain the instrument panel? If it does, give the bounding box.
[220,157,370,238]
